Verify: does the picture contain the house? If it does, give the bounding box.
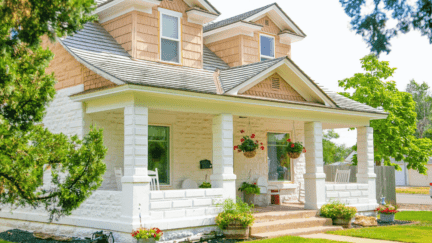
[0,0,388,242]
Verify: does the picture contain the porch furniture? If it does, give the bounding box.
[298,182,305,203]
[181,179,198,189]
[334,169,351,184]
[148,168,160,191]
[257,177,281,205]
[114,167,123,191]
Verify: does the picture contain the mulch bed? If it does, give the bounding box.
[0,229,91,243]
[352,219,415,228]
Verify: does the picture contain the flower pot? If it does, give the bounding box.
[333,217,352,228]
[137,238,156,243]
[380,213,395,222]
[287,151,301,159]
[223,222,249,239]
[243,150,256,158]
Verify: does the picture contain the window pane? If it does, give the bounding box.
[268,133,291,181]
[149,126,170,184]
[162,14,179,39]
[261,35,275,58]
[161,38,179,63]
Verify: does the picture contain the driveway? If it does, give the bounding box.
[397,193,432,205]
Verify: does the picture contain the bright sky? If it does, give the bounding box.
[210,0,432,147]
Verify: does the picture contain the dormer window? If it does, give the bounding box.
[160,8,182,64]
[260,34,275,61]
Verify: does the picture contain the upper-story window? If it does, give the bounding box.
[160,8,182,64]
[260,34,275,61]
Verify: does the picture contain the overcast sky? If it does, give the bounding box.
[211,0,432,147]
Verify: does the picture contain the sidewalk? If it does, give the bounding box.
[300,233,402,243]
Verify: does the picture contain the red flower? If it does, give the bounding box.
[254,183,257,185]
[256,140,259,143]
[240,130,245,133]
[303,148,307,153]
[238,150,242,153]
[233,146,238,150]
[251,134,256,138]
[291,144,295,148]
[241,138,245,143]
[287,139,291,142]
[260,146,265,150]
[260,143,263,145]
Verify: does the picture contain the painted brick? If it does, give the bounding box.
[150,191,164,200]
[326,192,338,198]
[172,200,193,208]
[358,198,370,204]
[334,185,347,191]
[346,184,358,190]
[150,211,164,219]
[361,191,369,196]
[186,208,206,217]
[325,184,335,191]
[350,191,362,197]
[193,199,212,207]
[186,190,205,198]
[164,209,186,219]
[205,189,224,196]
[164,190,186,199]
[338,192,350,198]
[206,207,223,215]
[150,201,171,209]
[357,184,369,190]
[346,198,358,205]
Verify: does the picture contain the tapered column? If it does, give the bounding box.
[210,114,237,200]
[121,104,151,229]
[357,127,377,204]
[304,122,326,210]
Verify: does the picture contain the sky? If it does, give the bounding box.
[209,0,432,147]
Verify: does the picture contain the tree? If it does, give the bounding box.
[0,0,107,221]
[406,80,432,138]
[339,54,432,174]
[340,0,432,55]
[323,130,353,164]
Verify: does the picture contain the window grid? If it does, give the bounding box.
[160,12,181,64]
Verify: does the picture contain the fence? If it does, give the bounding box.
[324,165,396,205]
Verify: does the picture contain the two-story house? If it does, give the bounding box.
[0,0,387,242]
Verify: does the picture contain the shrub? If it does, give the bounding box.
[215,198,255,229]
[238,182,260,195]
[320,201,357,220]
[199,182,212,188]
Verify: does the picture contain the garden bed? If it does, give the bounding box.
[0,229,91,243]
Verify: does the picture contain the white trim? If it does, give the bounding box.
[259,33,276,61]
[148,124,173,187]
[95,0,161,23]
[187,9,218,25]
[98,6,150,23]
[203,22,262,44]
[158,7,183,18]
[183,0,219,15]
[159,9,182,64]
[279,32,305,44]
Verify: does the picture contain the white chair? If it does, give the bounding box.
[257,177,281,205]
[148,168,160,191]
[182,179,198,189]
[334,169,351,184]
[114,167,123,191]
[298,182,305,203]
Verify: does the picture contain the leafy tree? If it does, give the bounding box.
[406,80,432,138]
[340,0,432,55]
[0,0,107,220]
[339,54,432,174]
[323,130,352,164]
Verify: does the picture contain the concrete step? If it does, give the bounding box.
[250,217,333,235]
[251,226,344,239]
[254,210,318,223]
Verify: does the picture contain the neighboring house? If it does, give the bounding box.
[0,0,388,242]
[344,151,356,164]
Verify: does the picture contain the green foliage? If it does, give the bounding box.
[235,133,263,152]
[131,228,163,241]
[238,182,260,195]
[338,54,432,174]
[323,130,353,164]
[286,139,304,153]
[340,0,432,55]
[199,182,212,188]
[320,201,357,220]
[406,80,432,139]
[215,198,255,230]
[0,0,107,221]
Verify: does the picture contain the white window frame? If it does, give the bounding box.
[159,8,182,64]
[260,33,276,61]
[148,124,173,187]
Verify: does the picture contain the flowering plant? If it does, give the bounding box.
[320,201,357,220]
[286,139,304,153]
[234,130,264,153]
[215,198,255,229]
[238,182,260,195]
[375,204,399,214]
[131,228,163,240]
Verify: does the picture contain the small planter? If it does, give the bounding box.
[287,151,301,159]
[380,213,395,222]
[244,193,255,205]
[243,150,257,158]
[223,221,249,239]
[137,238,156,243]
[333,217,352,228]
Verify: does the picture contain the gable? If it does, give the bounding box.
[242,73,306,102]
[255,16,281,35]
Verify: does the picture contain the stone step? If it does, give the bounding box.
[254,210,318,223]
[250,217,333,235]
[251,226,344,239]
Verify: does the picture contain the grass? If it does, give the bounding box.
[327,211,432,243]
[396,187,430,195]
[0,240,12,243]
[254,236,348,243]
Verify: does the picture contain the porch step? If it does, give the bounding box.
[251,226,343,239]
[254,210,318,223]
[250,217,333,235]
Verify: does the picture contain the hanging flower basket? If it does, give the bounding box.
[243,150,257,158]
[286,139,305,159]
[287,151,301,159]
[234,130,264,159]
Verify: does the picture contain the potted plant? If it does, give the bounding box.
[199,181,212,188]
[215,198,255,239]
[234,130,264,158]
[131,228,163,243]
[320,201,357,228]
[286,139,305,159]
[238,182,260,205]
[375,204,399,222]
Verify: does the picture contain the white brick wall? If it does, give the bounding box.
[325,183,376,212]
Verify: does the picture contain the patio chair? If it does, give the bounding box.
[114,167,123,191]
[334,169,351,184]
[148,168,160,191]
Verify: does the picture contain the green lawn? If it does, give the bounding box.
[396,187,430,195]
[254,236,347,243]
[327,211,432,243]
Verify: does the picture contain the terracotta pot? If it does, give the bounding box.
[137,238,156,243]
[333,217,352,228]
[380,213,395,222]
[223,222,249,239]
[243,150,257,158]
[287,151,301,159]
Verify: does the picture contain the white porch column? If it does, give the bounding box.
[121,104,151,229]
[357,127,377,205]
[211,114,237,200]
[304,122,326,210]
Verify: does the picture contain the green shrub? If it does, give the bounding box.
[238,182,260,195]
[320,201,357,220]
[215,198,255,229]
[199,182,212,188]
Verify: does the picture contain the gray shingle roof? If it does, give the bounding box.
[203,46,230,71]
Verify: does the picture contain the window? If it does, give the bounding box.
[148,126,170,185]
[268,133,291,181]
[260,34,275,61]
[160,10,181,63]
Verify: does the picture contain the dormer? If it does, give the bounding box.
[203,3,306,67]
[95,0,220,68]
